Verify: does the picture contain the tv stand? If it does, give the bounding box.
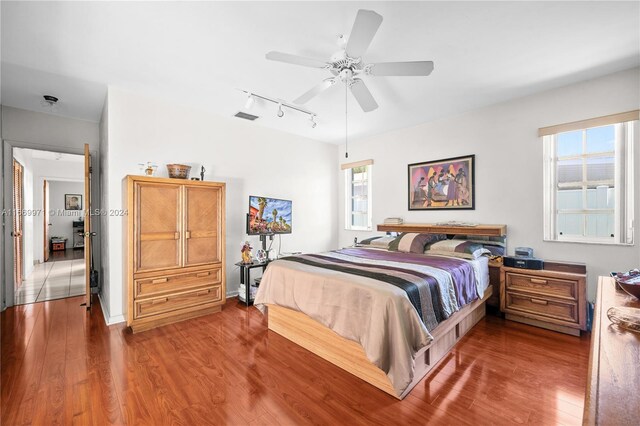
[260,234,274,259]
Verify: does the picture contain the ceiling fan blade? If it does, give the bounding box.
[294,78,337,104]
[345,9,383,58]
[350,79,378,112]
[265,51,328,69]
[368,61,434,77]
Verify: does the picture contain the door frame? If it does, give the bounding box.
[12,159,25,287]
[43,179,50,262]
[2,139,99,310]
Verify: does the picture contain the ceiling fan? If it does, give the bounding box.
[266,9,434,112]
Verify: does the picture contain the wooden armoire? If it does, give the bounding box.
[124,175,226,332]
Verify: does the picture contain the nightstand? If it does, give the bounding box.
[51,238,67,251]
[500,263,587,336]
[236,260,271,306]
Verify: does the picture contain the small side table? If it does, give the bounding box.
[235,260,271,305]
[51,238,67,251]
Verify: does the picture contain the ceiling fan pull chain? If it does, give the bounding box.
[345,81,349,158]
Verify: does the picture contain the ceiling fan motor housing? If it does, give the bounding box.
[330,50,363,77]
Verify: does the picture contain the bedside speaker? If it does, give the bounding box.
[504,256,544,270]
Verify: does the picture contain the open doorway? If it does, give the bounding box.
[12,148,86,305]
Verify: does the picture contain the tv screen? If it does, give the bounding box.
[247,196,292,235]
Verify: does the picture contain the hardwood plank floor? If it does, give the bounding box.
[1,296,590,425]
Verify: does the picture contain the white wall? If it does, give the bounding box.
[102,87,338,323]
[12,148,35,278]
[99,98,110,320]
[47,180,85,244]
[338,67,640,301]
[1,106,100,308]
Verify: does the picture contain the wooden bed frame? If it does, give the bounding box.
[266,223,507,399]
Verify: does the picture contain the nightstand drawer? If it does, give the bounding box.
[504,292,578,324]
[505,272,578,301]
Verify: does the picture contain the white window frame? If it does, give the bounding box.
[343,161,373,231]
[543,119,636,245]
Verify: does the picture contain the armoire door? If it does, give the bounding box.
[135,181,182,272]
[183,185,222,266]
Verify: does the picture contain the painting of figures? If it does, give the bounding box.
[248,196,293,234]
[408,155,475,210]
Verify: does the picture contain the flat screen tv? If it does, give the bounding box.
[247,196,292,235]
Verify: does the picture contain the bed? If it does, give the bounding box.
[254,223,506,399]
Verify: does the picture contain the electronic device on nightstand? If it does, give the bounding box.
[504,256,544,270]
[504,246,543,270]
[514,246,534,257]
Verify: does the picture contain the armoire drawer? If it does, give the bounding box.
[505,272,578,301]
[134,285,222,319]
[134,267,221,299]
[504,292,578,324]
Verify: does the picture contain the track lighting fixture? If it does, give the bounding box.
[237,89,318,128]
[245,93,255,109]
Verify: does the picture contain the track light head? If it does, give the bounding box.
[277,104,284,118]
[245,94,255,109]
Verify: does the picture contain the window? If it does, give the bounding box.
[343,160,373,230]
[542,112,637,245]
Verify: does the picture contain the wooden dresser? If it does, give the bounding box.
[124,175,226,332]
[501,265,586,336]
[584,276,640,425]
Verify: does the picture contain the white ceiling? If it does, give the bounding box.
[14,147,84,163]
[2,1,638,144]
[31,149,84,163]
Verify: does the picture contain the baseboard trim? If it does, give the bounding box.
[98,293,125,326]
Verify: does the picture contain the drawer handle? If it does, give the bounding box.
[185,231,191,239]
[197,289,211,296]
[530,278,547,284]
[530,298,548,305]
[151,278,168,284]
[151,298,168,305]
[196,272,211,278]
[174,232,180,240]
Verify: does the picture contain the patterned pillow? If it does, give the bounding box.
[389,233,446,253]
[452,234,506,256]
[359,236,383,245]
[427,239,491,260]
[368,236,397,249]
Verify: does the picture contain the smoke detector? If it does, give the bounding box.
[40,95,59,111]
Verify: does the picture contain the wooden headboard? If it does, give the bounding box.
[376,223,507,237]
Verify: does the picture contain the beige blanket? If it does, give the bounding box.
[254,259,433,396]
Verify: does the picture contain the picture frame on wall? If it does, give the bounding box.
[408,154,475,210]
[65,194,82,210]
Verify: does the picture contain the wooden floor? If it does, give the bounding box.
[1,297,590,425]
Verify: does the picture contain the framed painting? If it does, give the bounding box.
[408,154,475,210]
[65,194,82,210]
